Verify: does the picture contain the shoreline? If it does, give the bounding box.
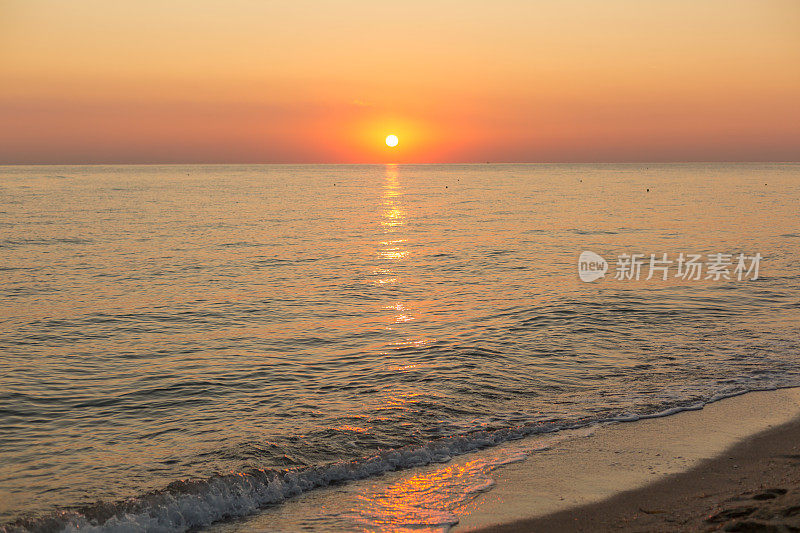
[204,387,800,533]
[456,387,800,532]
[10,387,799,532]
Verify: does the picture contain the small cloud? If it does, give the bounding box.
[352,99,375,107]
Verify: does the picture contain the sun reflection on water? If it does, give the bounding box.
[345,446,529,532]
[380,165,405,230]
[376,165,417,329]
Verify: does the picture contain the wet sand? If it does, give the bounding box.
[456,388,800,532]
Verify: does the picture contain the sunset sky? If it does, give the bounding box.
[1,0,799,164]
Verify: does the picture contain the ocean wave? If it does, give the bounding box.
[2,424,556,533]
[5,384,797,533]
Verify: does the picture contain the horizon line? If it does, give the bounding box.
[1,160,799,167]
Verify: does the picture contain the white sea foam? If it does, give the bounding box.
[6,429,548,533]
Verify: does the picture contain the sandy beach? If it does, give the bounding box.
[458,388,800,532]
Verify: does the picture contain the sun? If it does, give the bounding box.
[385,134,399,147]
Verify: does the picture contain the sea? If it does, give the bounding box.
[1,163,799,532]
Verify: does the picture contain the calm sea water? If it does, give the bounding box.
[1,163,799,531]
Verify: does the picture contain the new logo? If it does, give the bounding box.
[578,251,608,282]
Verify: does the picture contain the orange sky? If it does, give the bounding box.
[1,0,799,163]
